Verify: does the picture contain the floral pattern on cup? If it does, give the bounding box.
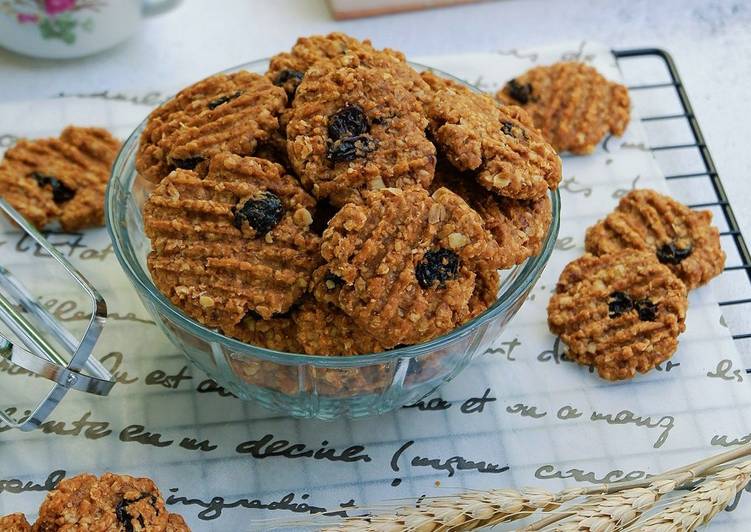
[1,0,106,44]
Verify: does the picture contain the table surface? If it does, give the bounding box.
[1,0,749,238]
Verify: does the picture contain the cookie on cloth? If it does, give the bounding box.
[287,51,436,207]
[136,71,287,183]
[144,153,321,331]
[547,250,688,381]
[432,161,552,268]
[497,61,630,154]
[0,126,120,231]
[585,189,725,290]
[313,186,501,347]
[32,472,187,531]
[426,75,561,199]
[0,513,31,532]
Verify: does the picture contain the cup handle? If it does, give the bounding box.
[142,0,180,17]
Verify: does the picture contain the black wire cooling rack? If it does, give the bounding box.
[613,48,751,367]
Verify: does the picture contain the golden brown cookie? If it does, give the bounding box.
[427,77,561,199]
[432,161,552,268]
[267,33,376,98]
[223,310,302,353]
[420,69,470,93]
[497,61,630,154]
[0,126,120,231]
[468,268,500,319]
[547,251,688,381]
[287,51,436,207]
[144,153,322,330]
[166,513,190,532]
[585,189,725,290]
[228,356,300,395]
[270,34,429,103]
[0,513,31,532]
[293,299,386,355]
[314,186,500,347]
[136,71,287,183]
[32,472,182,532]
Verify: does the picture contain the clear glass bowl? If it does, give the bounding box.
[105,59,560,420]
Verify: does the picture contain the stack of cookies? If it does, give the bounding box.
[138,33,572,358]
[548,189,726,381]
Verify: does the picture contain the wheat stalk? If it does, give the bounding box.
[316,444,751,532]
[628,459,751,532]
[320,487,568,531]
[539,479,679,532]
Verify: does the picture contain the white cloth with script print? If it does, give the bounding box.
[0,42,750,531]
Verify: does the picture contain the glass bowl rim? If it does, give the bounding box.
[105,57,561,368]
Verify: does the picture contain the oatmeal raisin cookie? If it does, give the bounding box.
[497,61,630,154]
[136,71,287,183]
[585,189,725,290]
[547,250,688,381]
[287,52,436,206]
[314,186,500,347]
[0,126,120,231]
[144,153,321,331]
[427,78,560,199]
[32,472,187,531]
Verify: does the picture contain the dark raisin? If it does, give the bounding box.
[115,494,154,532]
[324,272,344,290]
[115,499,135,532]
[501,121,515,136]
[608,291,633,318]
[326,135,377,163]
[208,90,242,110]
[273,69,304,97]
[29,171,75,204]
[233,191,284,236]
[506,78,533,104]
[328,104,369,141]
[415,249,460,289]
[244,309,263,321]
[634,299,658,321]
[656,241,693,265]
[310,199,338,235]
[171,156,204,170]
[501,121,528,141]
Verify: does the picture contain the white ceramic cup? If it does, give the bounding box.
[0,0,174,59]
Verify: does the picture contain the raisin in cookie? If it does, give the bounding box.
[294,298,386,355]
[0,126,120,231]
[432,161,552,268]
[270,34,430,104]
[136,71,287,183]
[427,78,560,199]
[32,472,184,531]
[547,251,688,381]
[497,61,630,154]
[585,189,725,290]
[0,513,31,532]
[144,153,321,330]
[314,186,500,347]
[287,51,436,207]
[268,33,376,99]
